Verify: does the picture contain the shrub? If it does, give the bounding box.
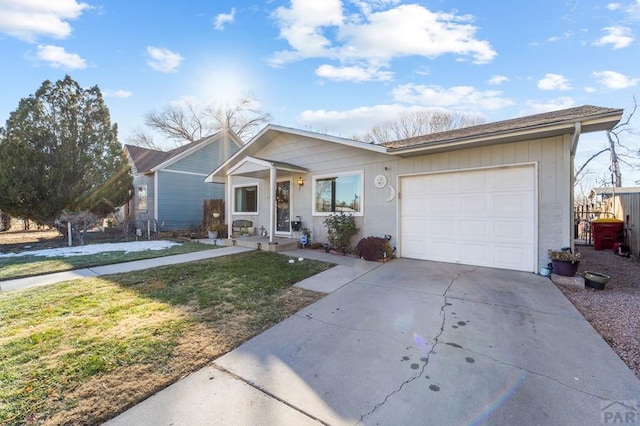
[323,213,359,254]
[548,248,581,263]
[59,211,99,245]
[357,236,393,261]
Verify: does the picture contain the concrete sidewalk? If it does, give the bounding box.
[0,246,252,292]
[107,259,640,426]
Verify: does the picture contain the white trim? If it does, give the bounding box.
[159,169,210,177]
[153,172,159,224]
[232,182,260,215]
[312,170,364,217]
[275,178,293,236]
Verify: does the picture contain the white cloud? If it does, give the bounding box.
[146,46,183,73]
[0,0,89,42]
[537,73,571,91]
[297,103,489,138]
[315,64,393,81]
[592,70,639,89]
[270,1,496,68]
[522,97,576,115]
[627,0,640,20]
[35,44,86,69]
[339,5,496,64]
[391,84,513,110]
[213,8,236,31]
[271,0,344,64]
[584,86,597,93]
[103,89,132,98]
[488,75,508,85]
[593,26,634,49]
[296,104,439,137]
[607,3,621,10]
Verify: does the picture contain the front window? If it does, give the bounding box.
[234,185,258,213]
[313,172,363,215]
[136,185,147,212]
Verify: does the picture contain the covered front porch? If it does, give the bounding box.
[208,156,309,245]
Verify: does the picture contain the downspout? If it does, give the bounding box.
[569,122,582,251]
[226,173,232,239]
[269,166,276,244]
[154,172,159,232]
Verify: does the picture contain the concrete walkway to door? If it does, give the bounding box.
[107,258,640,426]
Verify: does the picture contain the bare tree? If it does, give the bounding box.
[126,126,160,150]
[129,93,272,149]
[575,96,638,187]
[360,110,485,144]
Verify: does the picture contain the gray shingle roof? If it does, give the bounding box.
[382,105,622,149]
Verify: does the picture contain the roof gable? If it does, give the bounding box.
[126,130,243,174]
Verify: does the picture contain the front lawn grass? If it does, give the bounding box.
[0,241,215,281]
[0,251,332,425]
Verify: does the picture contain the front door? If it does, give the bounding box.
[276,180,291,234]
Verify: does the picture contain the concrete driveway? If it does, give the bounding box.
[108,257,640,426]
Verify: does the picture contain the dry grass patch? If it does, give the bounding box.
[0,251,331,425]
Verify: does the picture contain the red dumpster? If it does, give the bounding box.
[591,218,624,250]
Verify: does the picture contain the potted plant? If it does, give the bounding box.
[208,224,218,239]
[584,271,610,290]
[548,248,581,277]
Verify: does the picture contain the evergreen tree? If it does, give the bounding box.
[0,75,133,223]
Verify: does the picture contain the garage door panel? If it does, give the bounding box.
[493,220,533,240]
[494,193,534,215]
[493,246,534,270]
[460,195,490,216]
[429,218,457,238]
[460,242,491,265]
[459,220,490,240]
[428,240,460,259]
[429,174,459,193]
[429,195,457,215]
[402,176,430,195]
[400,166,536,272]
[403,218,427,234]
[494,168,535,191]
[460,169,490,189]
[402,197,427,213]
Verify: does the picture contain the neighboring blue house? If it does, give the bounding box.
[123,130,242,231]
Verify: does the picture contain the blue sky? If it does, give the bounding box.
[0,0,639,190]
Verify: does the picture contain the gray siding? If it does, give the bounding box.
[152,138,239,231]
[157,170,224,230]
[166,141,238,174]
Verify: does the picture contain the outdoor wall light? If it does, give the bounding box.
[297,176,304,188]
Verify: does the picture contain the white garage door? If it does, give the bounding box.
[400,166,536,272]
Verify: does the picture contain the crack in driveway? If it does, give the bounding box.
[356,267,477,424]
[292,312,410,347]
[449,343,611,401]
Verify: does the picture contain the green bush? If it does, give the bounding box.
[323,213,359,254]
[356,236,393,261]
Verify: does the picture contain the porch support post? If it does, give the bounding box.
[226,173,232,239]
[269,166,276,244]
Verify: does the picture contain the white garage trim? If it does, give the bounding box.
[398,164,538,272]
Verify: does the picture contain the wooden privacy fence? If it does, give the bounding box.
[203,199,225,231]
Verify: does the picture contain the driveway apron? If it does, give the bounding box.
[111,258,640,426]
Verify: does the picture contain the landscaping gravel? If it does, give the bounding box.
[556,245,640,379]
